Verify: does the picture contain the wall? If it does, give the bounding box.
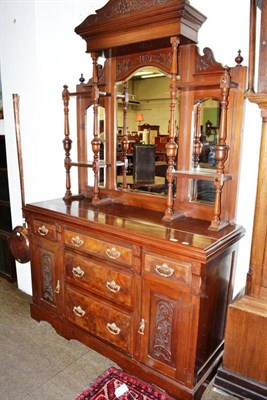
[0,0,261,295]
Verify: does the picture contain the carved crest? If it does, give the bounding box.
[195,47,223,74]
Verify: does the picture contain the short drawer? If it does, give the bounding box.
[65,252,133,307]
[65,286,133,355]
[64,229,132,267]
[143,252,191,287]
[32,219,57,241]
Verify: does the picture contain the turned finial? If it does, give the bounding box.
[235,50,243,67]
[79,73,85,84]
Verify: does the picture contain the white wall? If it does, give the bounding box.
[1,0,261,295]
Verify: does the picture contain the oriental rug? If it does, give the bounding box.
[75,367,174,400]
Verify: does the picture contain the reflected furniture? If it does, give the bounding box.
[23,1,247,399]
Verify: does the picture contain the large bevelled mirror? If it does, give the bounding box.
[115,67,178,196]
[190,97,221,204]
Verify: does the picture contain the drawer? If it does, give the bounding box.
[65,286,133,355]
[64,229,132,267]
[65,252,133,307]
[143,252,191,287]
[32,219,57,241]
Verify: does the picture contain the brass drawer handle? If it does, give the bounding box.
[72,266,85,278]
[105,246,121,260]
[106,322,121,335]
[38,225,48,236]
[106,280,121,293]
[71,236,84,247]
[155,262,174,277]
[73,305,86,317]
[138,318,145,335]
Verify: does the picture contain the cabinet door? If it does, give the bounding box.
[139,278,194,385]
[31,236,63,314]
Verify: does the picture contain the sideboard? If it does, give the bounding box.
[24,198,244,400]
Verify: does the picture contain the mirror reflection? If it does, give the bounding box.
[116,67,177,196]
[191,98,221,204]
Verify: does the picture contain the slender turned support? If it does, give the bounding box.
[163,37,180,221]
[122,82,130,190]
[247,0,257,93]
[209,67,230,231]
[91,52,102,205]
[62,85,73,201]
[193,103,203,168]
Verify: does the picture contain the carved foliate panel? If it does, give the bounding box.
[40,249,55,304]
[116,49,172,81]
[79,0,171,27]
[150,298,175,366]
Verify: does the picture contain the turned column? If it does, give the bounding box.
[163,37,179,220]
[62,85,73,201]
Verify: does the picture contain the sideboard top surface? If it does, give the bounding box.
[24,198,245,259]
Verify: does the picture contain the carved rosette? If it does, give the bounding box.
[151,301,174,364]
[41,253,54,303]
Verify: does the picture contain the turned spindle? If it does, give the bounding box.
[62,85,73,201]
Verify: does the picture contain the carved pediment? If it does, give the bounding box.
[80,0,174,26]
[75,0,206,52]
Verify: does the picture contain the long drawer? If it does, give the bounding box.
[65,251,133,307]
[64,229,132,267]
[65,286,133,355]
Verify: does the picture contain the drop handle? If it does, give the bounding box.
[38,225,48,236]
[71,236,84,247]
[72,266,85,278]
[73,305,86,317]
[106,322,121,335]
[106,280,121,293]
[105,247,121,259]
[155,263,174,277]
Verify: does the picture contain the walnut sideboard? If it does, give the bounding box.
[24,198,244,400]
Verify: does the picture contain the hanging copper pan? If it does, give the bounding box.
[10,94,31,264]
[9,225,30,264]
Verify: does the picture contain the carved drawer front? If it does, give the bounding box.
[65,286,133,354]
[143,253,191,287]
[32,219,57,241]
[65,252,133,307]
[64,229,132,267]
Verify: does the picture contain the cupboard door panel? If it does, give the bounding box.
[31,237,63,314]
[139,279,194,385]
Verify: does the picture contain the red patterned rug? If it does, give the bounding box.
[75,367,174,400]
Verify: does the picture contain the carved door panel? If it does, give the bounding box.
[31,236,63,314]
[139,278,194,385]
